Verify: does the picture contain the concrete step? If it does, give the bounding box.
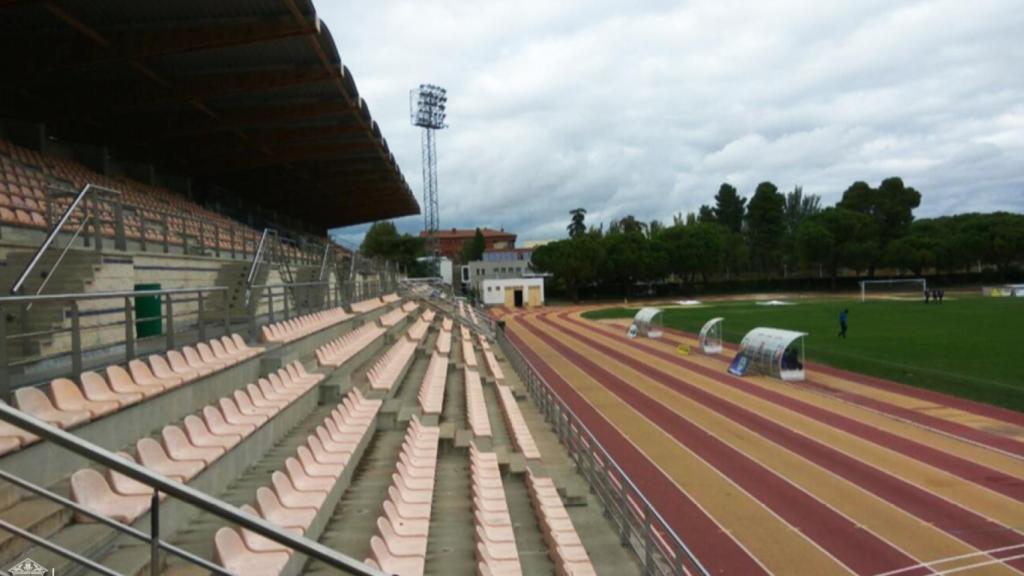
[20,523,115,576]
[0,497,72,565]
[303,429,405,575]
[424,446,476,575]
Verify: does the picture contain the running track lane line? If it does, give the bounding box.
[518,316,916,576]
[538,312,1024,573]
[505,326,769,575]
[564,312,1024,500]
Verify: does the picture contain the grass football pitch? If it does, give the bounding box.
[582,295,1024,412]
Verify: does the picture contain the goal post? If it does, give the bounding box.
[859,278,927,302]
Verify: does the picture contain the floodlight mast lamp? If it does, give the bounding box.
[410,84,448,264]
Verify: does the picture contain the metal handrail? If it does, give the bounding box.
[11,183,122,295]
[0,403,383,576]
[0,469,229,575]
[24,214,92,311]
[496,329,709,576]
[0,286,227,305]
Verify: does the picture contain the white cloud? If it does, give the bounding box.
[323,0,1024,245]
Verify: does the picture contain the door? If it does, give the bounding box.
[504,287,515,307]
[528,286,541,307]
[513,289,524,308]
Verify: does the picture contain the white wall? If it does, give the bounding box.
[481,278,544,306]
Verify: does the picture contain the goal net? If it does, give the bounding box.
[859,278,927,302]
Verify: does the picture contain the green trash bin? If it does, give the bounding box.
[134,283,162,338]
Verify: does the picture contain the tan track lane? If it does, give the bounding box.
[586,313,1024,480]
[532,313,1024,576]
[553,312,1024,535]
[511,317,852,575]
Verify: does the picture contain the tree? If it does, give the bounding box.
[459,228,486,263]
[610,215,646,236]
[698,205,717,224]
[784,186,822,235]
[745,182,786,274]
[648,219,665,238]
[601,231,650,296]
[568,208,587,238]
[797,208,878,289]
[838,177,921,276]
[531,236,604,302]
[360,221,425,271]
[713,183,746,233]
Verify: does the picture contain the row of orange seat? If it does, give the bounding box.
[0,334,261,456]
[496,385,540,460]
[368,337,418,391]
[405,314,431,341]
[463,335,479,369]
[213,388,383,576]
[417,352,449,415]
[465,367,492,438]
[378,306,412,328]
[314,322,385,369]
[435,325,452,355]
[69,361,321,524]
[350,297,386,314]
[366,417,440,575]
[525,471,596,575]
[471,443,522,575]
[259,307,351,344]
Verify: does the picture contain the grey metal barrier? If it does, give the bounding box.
[0,287,229,398]
[0,403,383,576]
[495,329,709,576]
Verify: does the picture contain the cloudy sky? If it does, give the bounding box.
[322,0,1024,247]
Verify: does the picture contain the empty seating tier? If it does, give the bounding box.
[436,328,453,356]
[2,334,262,456]
[213,388,383,575]
[369,337,418,391]
[418,352,450,415]
[421,309,436,323]
[365,417,440,575]
[471,443,522,575]
[462,337,478,368]
[406,318,430,342]
[496,386,540,459]
[351,298,386,314]
[71,360,322,524]
[381,293,402,304]
[260,308,352,344]
[379,307,410,328]
[526,471,597,575]
[315,323,386,368]
[401,301,419,313]
[465,368,492,438]
[483,348,505,382]
[442,317,454,332]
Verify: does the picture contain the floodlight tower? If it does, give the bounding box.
[410,84,448,264]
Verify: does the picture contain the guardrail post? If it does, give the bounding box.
[140,214,148,252]
[643,507,653,573]
[230,227,236,259]
[165,294,175,351]
[162,214,169,254]
[283,287,290,321]
[197,291,206,342]
[223,293,231,338]
[114,199,127,251]
[92,197,102,253]
[71,301,82,376]
[150,490,160,575]
[267,287,274,324]
[0,305,8,400]
[124,296,135,362]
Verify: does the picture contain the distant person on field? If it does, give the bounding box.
[924,289,930,304]
[838,308,849,339]
[939,289,945,303]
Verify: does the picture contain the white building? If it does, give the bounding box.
[481,277,545,307]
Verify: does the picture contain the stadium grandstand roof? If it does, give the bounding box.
[423,228,517,241]
[0,0,419,230]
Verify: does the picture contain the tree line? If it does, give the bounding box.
[532,178,1024,300]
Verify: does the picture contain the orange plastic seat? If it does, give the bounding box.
[80,371,141,408]
[181,346,216,375]
[214,527,289,576]
[196,342,229,369]
[14,386,90,429]
[238,504,300,552]
[107,365,163,398]
[129,359,182,389]
[255,487,315,532]
[218,398,265,428]
[284,457,335,492]
[184,414,239,450]
[271,470,326,509]
[49,378,118,419]
[150,354,198,382]
[135,437,204,482]
[232,390,274,421]
[106,452,163,499]
[369,534,425,576]
[203,405,255,438]
[161,425,224,465]
[70,469,151,524]
[296,445,341,478]
[0,417,39,455]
